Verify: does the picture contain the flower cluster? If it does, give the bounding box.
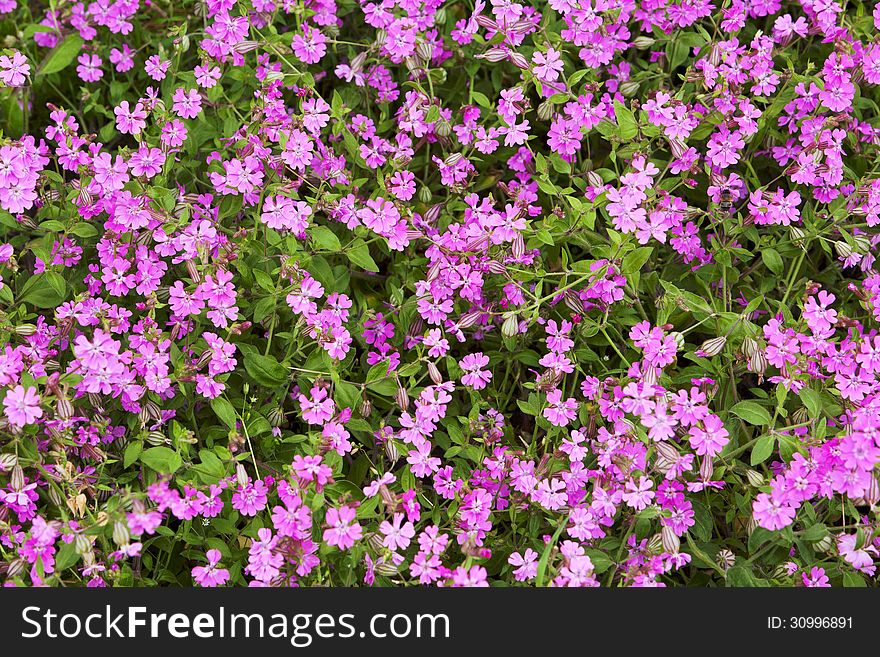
[0,0,879,589]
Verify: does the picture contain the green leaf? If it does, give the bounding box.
[37,34,84,77]
[750,433,776,466]
[535,519,567,587]
[310,225,341,252]
[622,247,653,275]
[726,565,759,587]
[346,240,379,272]
[731,400,772,425]
[211,397,238,429]
[18,272,67,308]
[243,352,288,387]
[123,441,143,468]
[613,100,638,140]
[140,447,182,474]
[798,387,822,419]
[761,248,783,275]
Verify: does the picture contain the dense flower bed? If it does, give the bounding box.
[0,0,879,588]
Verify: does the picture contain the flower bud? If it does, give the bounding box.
[865,477,880,506]
[75,533,93,555]
[815,535,835,553]
[646,532,663,554]
[48,485,64,507]
[434,119,451,137]
[511,233,525,260]
[537,100,555,122]
[620,80,640,97]
[748,349,768,379]
[717,549,735,571]
[146,431,167,446]
[501,313,519,339]
[366,532,386,553]
[113,520,130,547]
[418,185,432,203]
[416,41,434,63]
[14,324,37,336]
[510,51,529,69]
[631,36,655,49]
[700,455,714,481]
[485,260,507,275]
[10,465,24,491]
[360,397,373,417]
[0,453,16,471]
[586,170,603,188]
[479,48,508,63]
[696,336,726,357]
[7,558,26,578]
[374,558,401,576]
[56,396,74,420]
[395,381,409,411]
[745,469,765,487]
[834,240,853,259]
[385,439,399,464]
[236,463,249,488]
[741,336,758,359]
[661,525,680,553]
[669,331,685,351]
[268,406,285,428]
[427,361,443,385]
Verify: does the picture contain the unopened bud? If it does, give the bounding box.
[416,41,434,63]
[113,521,130,547]
[434,119,451,137]
[745,469,765,487]
[360,397,372,417]
[236,463,248,488]
[700,455,714,481]
[620,80,640,97]
[509,52,529,69]
[479,48,508,63]
[56,397,74,420]
[646,532,663,554]
[10,465,24,491]
[697,336,726,357]
[501,313,519,339]
[418,185,432,203]
[586,170,603,188]
[632,36,655,49]
[537,101,555,122]
[661,525,680,553]
[427,361,443,385]
[815,535,835,552]
[14,324,37,336]
[385,439,399,463]
[146,431,167,446]
[395,382,409,411]
[741,336,758,359]
[267,406,285,427]
[75,533,93,555]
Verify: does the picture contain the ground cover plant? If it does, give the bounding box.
[0,0,879,588]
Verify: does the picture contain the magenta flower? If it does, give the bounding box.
[3,385,42,429]
[192,549,230,587]
[323,505,362,550]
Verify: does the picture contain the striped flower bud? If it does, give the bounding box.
[745,469,765,487]
[501,313,519,339]
[696,336,726,357]
[13,324,37,336]
[427,361,443,385]
[395,381,409,411]
[236,463,249,488]
[113,521,130,547]
[700,456,714,481]
[661,525,680,553]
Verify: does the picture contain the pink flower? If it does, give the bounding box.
[323,505,362,550]
[379,513,415,551]
[0,51,29,86]
[459,352,491,389]
[543,388,578,427]
[192,549,230,587]
[3,385,42,428]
